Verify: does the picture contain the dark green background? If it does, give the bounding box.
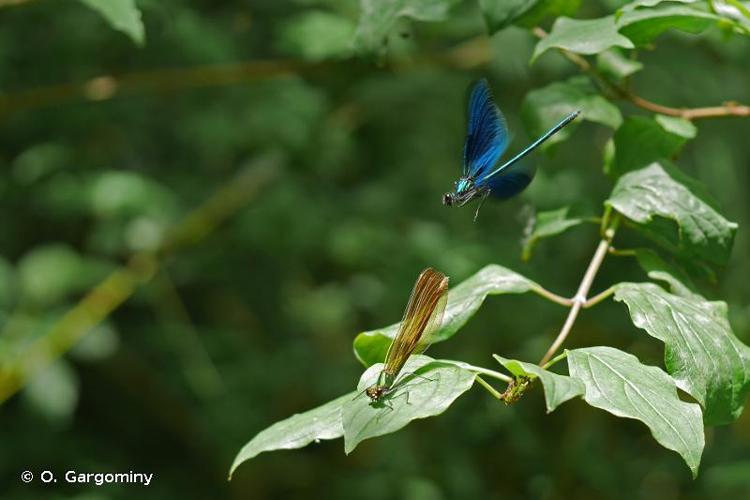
[1,0,749,498]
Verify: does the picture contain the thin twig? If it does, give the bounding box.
[532,27,750,120]
[0,157,280,404]
[583,286,615,309]
[539,216,620,366]
[541,351,568,370]
[475,376,506,400]
[530,284,575,307]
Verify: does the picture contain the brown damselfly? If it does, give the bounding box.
[365,268,449,403]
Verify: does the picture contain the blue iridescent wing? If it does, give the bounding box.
[481,159,535,200]
[463,79,510,178]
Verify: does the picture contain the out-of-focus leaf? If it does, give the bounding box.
[22,360,80,424]
[532,16,634,62]
[522,77,621,147]
[342,356,475,454]
[605,162,737,266]
[617,5,722,45]
[655,115,697,139]
[229,392,354,478]
[494,355,584,412]
[521,206,585,261]
[617,0,698,17]
[17,245,113,306]
[596,49,643,80]
[79,0,145,46]
[614,281,750,425]
[354,0,460,53]
[479,0,580,33]
[88,171,178,222]
[353,265,538,366]
[12,143,70,185]
[606,116,690,177]
[567,346,704,477]
[712,0,750,30]
[513,0,582,28]
[478,0,536,32]
[70,322,120,362]
[277,11,355,61]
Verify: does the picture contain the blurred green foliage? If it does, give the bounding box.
[1,0,749,499]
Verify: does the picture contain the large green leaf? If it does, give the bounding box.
[229,392,353,478]
[353,265,538,366]
[342,355,475,453]
[606,116,689,178]
[494,355,584,412]
[567,346,704,477]
[354,0,459,53]
[614,281,750,425]
[521,77,622,147]
[617,5,722,45]
[605,162,737,266]
[532,16,634,62]
[521,206,585,261]
[480,0,580,33]
[79,0,145,46]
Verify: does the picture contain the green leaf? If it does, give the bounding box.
[343,355,475,454]
[532,16,634,62]
[277,11,355,61]
[617,5,722,45]
[480,0,580,33]
[513,0,582,28]
[493,355,584,412]
[22,360,79,424]
[479,0,537,32]
[617,0,698,17]
[655,114,697,139]
[596,49,644,80]
[521,77,622,147]
[521,206,585,261]
[605,162,737,266]
[229,392,353,477]
[79,0,145,46]
[633,248,698,296]
[354,0,459,53]
[567,346,704,477]
[17,245,113,306]
[353,265,538,366]
[614,282,750,425]
[606,116,688,178]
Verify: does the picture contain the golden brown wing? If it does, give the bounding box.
[382,268,449,380]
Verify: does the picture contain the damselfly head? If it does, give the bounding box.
[442,192,455,206]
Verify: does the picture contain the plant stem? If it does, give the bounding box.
[467,365,513,383]
[541,351,568,370]
[538,216,620,366]
[530,284,574,307]
[475,376,505,400]
[584,286,615,308]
